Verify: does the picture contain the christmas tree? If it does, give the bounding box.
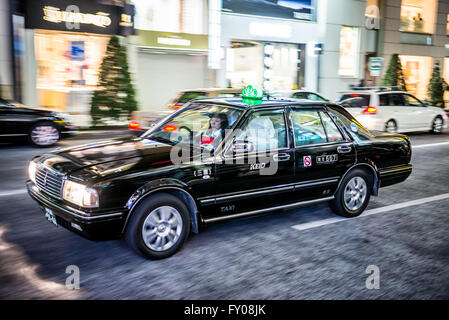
[90,36,138,126]
[382,53,407,91]
[427,61,447,108]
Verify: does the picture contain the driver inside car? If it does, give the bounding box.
[199,113,228,147]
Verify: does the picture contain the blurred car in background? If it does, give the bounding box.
[336,88,447,134]
[0,98,76,147]
[129,88,245,135]
[270,90,329,102]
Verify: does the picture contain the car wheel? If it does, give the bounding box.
[430,116,443,134]
[125,193,191,259]
[330,169,372,218]
[29,122,60,147]
[385,120,397,133]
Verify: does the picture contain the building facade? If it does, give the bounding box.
[0,0,13,100]
[381,0,449,100]
[130,0,214,112]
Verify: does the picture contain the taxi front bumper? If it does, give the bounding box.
[27,181,127,240]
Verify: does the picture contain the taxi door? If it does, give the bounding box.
[200,107,296,221]
[288,107,356,201]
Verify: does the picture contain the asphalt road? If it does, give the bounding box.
[0,132,448,299]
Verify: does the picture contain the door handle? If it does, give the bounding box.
[337,145,352,154]
[273,153,291,162]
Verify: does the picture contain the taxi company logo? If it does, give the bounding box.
[43,5,112,28]
[303,156,312,167]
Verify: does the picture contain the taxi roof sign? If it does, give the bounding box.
[242,85,263,100]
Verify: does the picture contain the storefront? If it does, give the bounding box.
[133,30,210,111]
[131,0,210,111]
[20,0,134,119]
[219,0,320,92]
[400,55,432,99]
[226,40,304,92]
[217,0,322,91]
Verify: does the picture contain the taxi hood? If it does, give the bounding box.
[35,137,196,181]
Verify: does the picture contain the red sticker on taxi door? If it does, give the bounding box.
[303,156,312,167]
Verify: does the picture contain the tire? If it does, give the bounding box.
[385,119,397,133]
[430,116,443,134]
[29,122,60,147]
[125,193,191,259]
[330,168,372,218]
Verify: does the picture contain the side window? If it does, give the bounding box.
[320,112,344,142]
[292,92,308,99]
[403,94,422,106]
[234,109,287,152]
[290,110,327,146]
[379,94,389,106]
[388,94,405,106]
[307,93,326,101]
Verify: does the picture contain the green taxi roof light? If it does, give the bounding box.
[242,85,263,100]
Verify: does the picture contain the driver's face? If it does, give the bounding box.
[210,117,222,130]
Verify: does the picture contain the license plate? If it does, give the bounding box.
[44,207,58,227]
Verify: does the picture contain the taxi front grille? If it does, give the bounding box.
[35,167,64,199]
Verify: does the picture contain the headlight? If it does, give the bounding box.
[28,161,37,184]
[63,180,99,208]
[52,112,71,124]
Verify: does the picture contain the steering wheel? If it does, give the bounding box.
[178,126,193,141]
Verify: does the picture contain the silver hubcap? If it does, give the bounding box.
[142,206,183,252]
[433,118,443,132]
[386,121,396,133]
[343,177,367,212]
[31,126,59,145]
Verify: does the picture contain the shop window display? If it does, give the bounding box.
[34,30,109,111]
[400,0,437,34]
[400,55,432,99]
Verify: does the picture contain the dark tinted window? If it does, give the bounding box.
[379,94,389,106]
[340,97,368,108]
[387,94,405,106]
[337,94,371,106]
[403,94,422,106]
[177,92,207,103]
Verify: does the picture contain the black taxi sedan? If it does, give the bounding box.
[27,89,412,259]
[0,99,76,146]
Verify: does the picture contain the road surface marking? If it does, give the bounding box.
[291,192,449,231]
[413,141,449,149]
[0,189,27,197]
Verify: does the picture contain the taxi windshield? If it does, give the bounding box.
[143,103,243,150]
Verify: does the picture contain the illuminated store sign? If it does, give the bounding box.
[25,0,135,35]
[43,6,112,28]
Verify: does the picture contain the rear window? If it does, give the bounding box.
[177,92,207,103]
[328,105,374,142]
[337,94,371,107]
